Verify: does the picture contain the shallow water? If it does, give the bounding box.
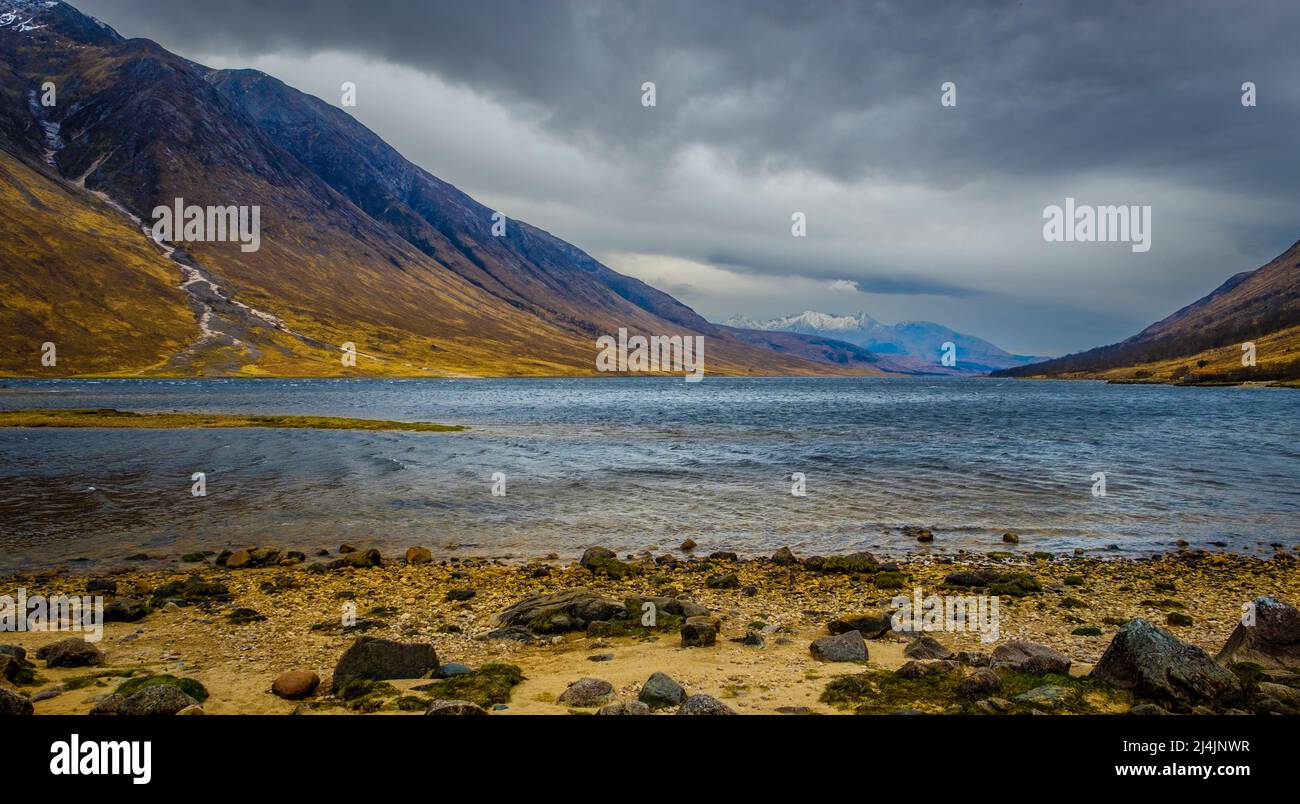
[0,376,1297,570]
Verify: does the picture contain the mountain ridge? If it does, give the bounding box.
[0,0,886,378]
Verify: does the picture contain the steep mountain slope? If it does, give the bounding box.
[995,241,1300,383]
[726,310,1042,374]
[0,0,881,378]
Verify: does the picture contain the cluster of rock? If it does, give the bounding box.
[490,587,718,649]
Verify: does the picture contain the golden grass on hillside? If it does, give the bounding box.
[0,408,464,432]
[1030,324,1300,386]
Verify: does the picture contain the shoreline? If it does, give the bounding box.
[0,408,464,432]
[3,546,1298,715]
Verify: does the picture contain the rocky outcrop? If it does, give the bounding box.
[1215,596,1300,673]
[496,590,623,635]
[1091,618,1240,706]
[331,636,439,691]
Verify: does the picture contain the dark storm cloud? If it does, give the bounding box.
[73,0,1300,195]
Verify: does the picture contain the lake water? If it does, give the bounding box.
[1,377,1297,571]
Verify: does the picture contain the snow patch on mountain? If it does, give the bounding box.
[723,310,1044,374]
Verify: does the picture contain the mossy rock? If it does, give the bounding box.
[337,678,400,712]
[1060,597,1088,609]
[989,573,1041,597]
[115,674,209,703]
[587,613,684,638]
[821,668,1127,715]
[410,663,523,708]
[873,571,907,589]
[1141,598,1185,609]
[1064,576,1084,586]
[1071,626,1103,636]
[585,556,640,580]
[1166,612,1194,627]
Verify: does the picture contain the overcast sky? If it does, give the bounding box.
[75,0,1300,355]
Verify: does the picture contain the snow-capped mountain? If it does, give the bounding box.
[724,310,1044,374]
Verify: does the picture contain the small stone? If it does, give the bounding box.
[680,539,697,551]
[680,616,719,648]
[706,572,739,589]
[1002,532,1020,543]
[1014,685,1074,711]
[405,546,433,564]
[445,588,476,601]
[895,659,959,679]
[433,663,472,678]
[770,546,797,565]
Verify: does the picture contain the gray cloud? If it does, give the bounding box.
[71,0,1300,355]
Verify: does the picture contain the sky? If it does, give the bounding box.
[74,0,1300,356]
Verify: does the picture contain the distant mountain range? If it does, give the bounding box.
[724,310,1044,375]
[0,0,885,378]
[994,241,1300,384]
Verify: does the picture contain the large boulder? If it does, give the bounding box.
[810,630,868,662]
[1215,596,1300,673]
[331,636,439,691]
[496,590,623,634]
[36,638,103,668]
[990,641,1071,675]
[0,687,33,715]
[1091,618,1240,706]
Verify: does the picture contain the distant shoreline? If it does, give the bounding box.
[0,408,464,432]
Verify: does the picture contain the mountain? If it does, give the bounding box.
[724,310,1043,375]
[0,0,883,378]
[994,241,1300,384]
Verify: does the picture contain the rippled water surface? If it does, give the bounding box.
[1,377,1297,570]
